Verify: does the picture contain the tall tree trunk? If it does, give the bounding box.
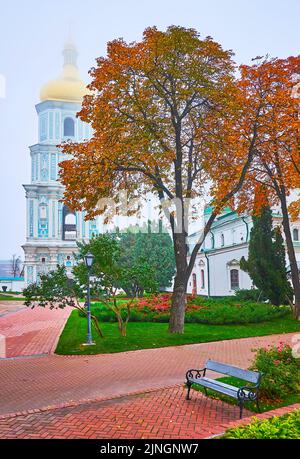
[169,232,188,333]
[280,192,300,319]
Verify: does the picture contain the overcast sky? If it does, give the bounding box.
[0,0,299,260]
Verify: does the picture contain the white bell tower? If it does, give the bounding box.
[22,41,97,285]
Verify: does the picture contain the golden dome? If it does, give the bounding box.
[40,41,90,103]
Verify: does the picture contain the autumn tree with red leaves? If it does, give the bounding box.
[60,26,265,333]
[235,56,300,319]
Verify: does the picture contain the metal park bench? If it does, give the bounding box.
[185,359,262,418]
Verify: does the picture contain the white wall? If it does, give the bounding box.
[0,280,25,292]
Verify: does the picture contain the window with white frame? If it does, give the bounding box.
[230,269,239,290]
[63,117,75,137]
[293,228,299,241]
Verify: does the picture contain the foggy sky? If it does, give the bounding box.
[0,0,299,259]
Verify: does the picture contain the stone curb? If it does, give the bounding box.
[52,331,297,359]
[0,331,295,362]
[49,307,72,354]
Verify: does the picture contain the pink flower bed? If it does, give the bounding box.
[135,294,205,313]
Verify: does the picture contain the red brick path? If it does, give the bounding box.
[0,304,71,357]
[0,332,296,416]
[0,385,252,439]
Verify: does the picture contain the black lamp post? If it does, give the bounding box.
[84,252,94,345]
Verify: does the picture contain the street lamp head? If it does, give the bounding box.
[84,252,94,269]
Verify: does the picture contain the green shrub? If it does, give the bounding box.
[189,296,233,306]
[87,297,290,325]
[185,302,288,325]
[223,410,300,439]
[250,343,300,401]
[234,289,266,302]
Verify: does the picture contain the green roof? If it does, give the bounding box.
[204,206,214,215]
[0,277,24,281]
[204,205,233,216]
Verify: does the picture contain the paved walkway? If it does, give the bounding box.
[0,385,251,439]
[0,332,295,417]
[0,303,71,358]
[0,301,25,317]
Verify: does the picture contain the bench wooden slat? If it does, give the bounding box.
[205,359,260,383]
[190,377,239,398]
[189,377,252,399]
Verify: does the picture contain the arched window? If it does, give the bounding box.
[62,205,76,240]
[65,256,72,267]
[192,273,197,295]
[63,117,75,137]
[293,228,299,241]
[65,213,76,225]
[221,233,225,247]
[230,269,239,290]
[38,204,48,237]
[201,269,205,289]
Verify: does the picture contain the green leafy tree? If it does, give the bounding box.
[23,266,104,337]
[75,234,158,336]
[24,234,159,338]
[117,221,175,295]
[240,206,293,306]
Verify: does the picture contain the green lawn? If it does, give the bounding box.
[55,310,300,355]
[0,293,24,301]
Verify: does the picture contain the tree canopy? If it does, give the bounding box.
[59,25,299,329]
[74,233,159,298]
[235,56,300,317]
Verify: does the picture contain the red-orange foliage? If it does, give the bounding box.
[59,27,299,328]
[232,56,300,318]
[234,56,300,216]
[60,26,254,333]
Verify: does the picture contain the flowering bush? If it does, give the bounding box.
[135,294,171,312]
[91,295,289,325]
[250,343,300,401]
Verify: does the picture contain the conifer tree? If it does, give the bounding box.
[240,206,293,305]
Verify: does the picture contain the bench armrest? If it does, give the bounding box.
[237,384,260,402]
[186,368,206,382]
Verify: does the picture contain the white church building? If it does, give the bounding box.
[186,206,300,297]
[22,41,98,286]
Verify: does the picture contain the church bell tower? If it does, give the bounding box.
[22,40,97,285]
